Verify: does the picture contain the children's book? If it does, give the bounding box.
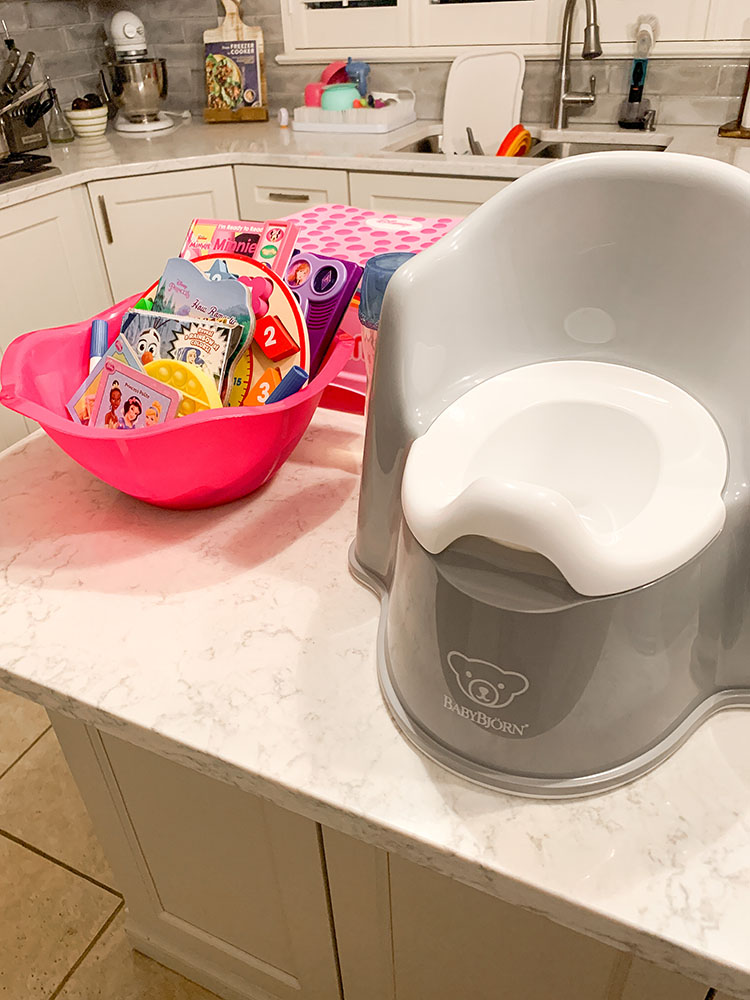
[120,309,239,394]
[152,257,253,338]
[90,360,180,431]
[66,335,144,425]
[180,218,298,275]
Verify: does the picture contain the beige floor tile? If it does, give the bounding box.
[0,729,115,887]
[0,835,120,998]
[0,687,49,775]
[57,911,221,1000]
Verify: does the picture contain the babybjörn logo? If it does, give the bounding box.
[447,652,529,709]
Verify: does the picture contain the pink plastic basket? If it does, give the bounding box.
[0,294,354,509]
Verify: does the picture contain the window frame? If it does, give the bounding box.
[279,0,750,60]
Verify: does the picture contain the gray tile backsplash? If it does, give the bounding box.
[0,0,746,126]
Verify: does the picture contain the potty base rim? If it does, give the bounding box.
[348,542,746,800]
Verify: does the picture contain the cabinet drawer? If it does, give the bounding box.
[235,164,349,219]
[349,171,511,217]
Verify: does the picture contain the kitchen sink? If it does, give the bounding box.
[391,133,443,154]
[387,133,542,155]
[387,132,671,158]
[529,139,669,158]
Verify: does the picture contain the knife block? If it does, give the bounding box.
[2,112,48,153]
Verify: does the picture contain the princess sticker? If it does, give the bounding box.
[90,360,180,431]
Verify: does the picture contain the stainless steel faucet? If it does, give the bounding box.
[551,0,603,130]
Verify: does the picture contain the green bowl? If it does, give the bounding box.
[321,83,360,111]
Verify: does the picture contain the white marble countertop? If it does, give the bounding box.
[2,419,750,997]
[2,116,750,211]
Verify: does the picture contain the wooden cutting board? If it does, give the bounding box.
[204,0,268,123]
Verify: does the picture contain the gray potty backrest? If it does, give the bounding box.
[355,151,750,585]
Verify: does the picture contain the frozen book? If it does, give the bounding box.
[120,309,239,392]
[90,360,180,431]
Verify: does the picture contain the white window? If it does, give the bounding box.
[285,0,409,50]
[282,0,541,53]
[279,0,750,60]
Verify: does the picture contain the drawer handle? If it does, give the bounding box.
[267,191,311,202]
[98,195,114,244]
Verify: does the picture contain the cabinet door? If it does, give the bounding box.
[620,957,709,1000]
[323,828,716,1000]
[50,714,340,1000]
[706,1,750,39]
[235,164,349,220]
[349,171,511,217]
[0,186,112,451]
[88,167,238,301]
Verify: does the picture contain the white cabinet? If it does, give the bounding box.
[50,713,340,1000]
[349,171,511,217]
[706,1,750,39]
[620,957,709,1000]
[551,0,709,45]
[88,167,239,301]
[44,711,719,1000]
[322,828,714,1000]
[0,186,112,452]
[235,164,349,220]
[282,0,722,52]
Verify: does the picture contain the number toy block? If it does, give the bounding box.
[243,366,282,407]
[255,315,299,362]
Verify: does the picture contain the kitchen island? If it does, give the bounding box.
[1,412,749,1000]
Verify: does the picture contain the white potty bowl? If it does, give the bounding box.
[402,361,728,597]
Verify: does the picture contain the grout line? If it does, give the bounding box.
[0,829,123,898]
[48,898,125,1000]
[0,724,52,782]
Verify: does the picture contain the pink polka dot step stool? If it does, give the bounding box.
[283,203,460,265]
[283,204,461,414]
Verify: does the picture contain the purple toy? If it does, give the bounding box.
[284,251,363,375]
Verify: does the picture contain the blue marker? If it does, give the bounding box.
[266,366,308,404]
[89,319,108,373]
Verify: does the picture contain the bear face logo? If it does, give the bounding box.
[447,652,529,710]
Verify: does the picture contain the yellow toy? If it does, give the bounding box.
[144,359,223,417]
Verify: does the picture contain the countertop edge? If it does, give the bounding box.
[0,663,744,998]
[1,120,744,213]
[0,120,539,211]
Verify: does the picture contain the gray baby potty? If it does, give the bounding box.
[350,151,750,797]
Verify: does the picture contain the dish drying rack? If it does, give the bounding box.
[292,89,416,134]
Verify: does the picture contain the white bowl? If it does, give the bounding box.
[65,106,108,120]
[65,107,108,137]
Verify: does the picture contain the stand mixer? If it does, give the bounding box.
[101,11,174,134]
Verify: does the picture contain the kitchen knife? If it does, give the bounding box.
[9,52,35,93]
[24,86,53,128]
[0,48,19,92]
